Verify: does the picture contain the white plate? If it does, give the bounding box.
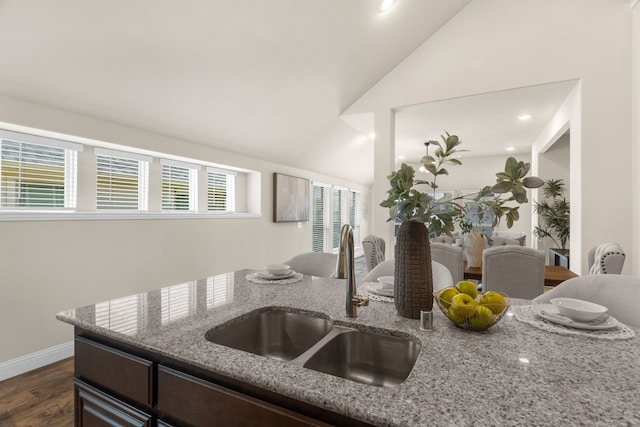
[366,282,394,297]
[531,303,619,330]
[256,270,295,280]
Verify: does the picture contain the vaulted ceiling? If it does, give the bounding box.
[0,0,472,185]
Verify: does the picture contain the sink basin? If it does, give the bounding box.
[205,308,333,361]
[206,307,421,386]
[302,328,421,387]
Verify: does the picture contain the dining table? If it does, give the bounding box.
[464,261,579,287]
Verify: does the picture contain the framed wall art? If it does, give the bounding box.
[273,173,309,222]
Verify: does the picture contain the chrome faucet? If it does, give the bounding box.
[336,224,369,318]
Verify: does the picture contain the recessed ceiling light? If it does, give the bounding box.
[379,0,395,13]
[506,146,515,151]
[518,114,532,121]
[369,132,376,139]
[397,155,405,160]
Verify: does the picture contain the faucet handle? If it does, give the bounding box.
[352,295,370,307]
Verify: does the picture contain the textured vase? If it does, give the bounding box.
[394,221,433,319]
[464,231,484,268]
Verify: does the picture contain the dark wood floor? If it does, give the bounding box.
[0,357,74,427]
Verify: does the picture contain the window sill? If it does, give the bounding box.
[0,211,262,222]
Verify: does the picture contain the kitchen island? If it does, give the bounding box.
[57,270,640,426]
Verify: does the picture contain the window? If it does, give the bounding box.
[312,182,330,252]
[0,130,81,210]
[96,148,150,211]
[332,187,347,250]
[207,167,236,212]
[161,159,199,212]
[349,190,361,249]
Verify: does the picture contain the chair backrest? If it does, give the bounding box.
[359,259,453,291]
[587,243,626,274]
[533,274,640,328]
[482,246,545,299]
[430,242,464,285]
[362,235,386,271]
[283,252,337,277]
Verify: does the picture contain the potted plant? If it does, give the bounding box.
[533,178,570,255]
[380,132,543,319]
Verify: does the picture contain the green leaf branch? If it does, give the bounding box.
[380,132,544,237]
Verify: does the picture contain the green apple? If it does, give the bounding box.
[479,291,507,315]
[447,306,465,324]
[468,305,494,329]
[455,280,478,299]
[450,293,478,319]
[439,287,459,310]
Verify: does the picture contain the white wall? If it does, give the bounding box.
[345,0,632,275]
[0,95,368,365]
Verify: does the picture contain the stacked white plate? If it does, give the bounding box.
[366,276,394,297]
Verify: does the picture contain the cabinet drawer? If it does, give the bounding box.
[75,337,153,407]
[75,379,153,427]
[157,366,329,427]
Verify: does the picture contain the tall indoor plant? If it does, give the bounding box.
[381,133,543,319]
[533,178,570,250]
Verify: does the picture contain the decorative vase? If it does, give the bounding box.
[464,231,484,268]
[394,221,433,319]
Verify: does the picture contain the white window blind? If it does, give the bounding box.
[0,132,81,210]
[207,167,236,212]
[349,190,361,248]
[161,159,198,212]
[312,182,330,252]
[332,187,347,250]
[96,149,150,211]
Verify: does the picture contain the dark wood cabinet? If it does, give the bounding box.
[157,365,328,427]
[73,332,364,426]
[75,379,153,427]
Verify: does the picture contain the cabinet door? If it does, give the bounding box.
[75,379,152,427]
[157,366,330,427]
[75,337,153,407]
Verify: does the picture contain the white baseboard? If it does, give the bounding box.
[0,341,74,382]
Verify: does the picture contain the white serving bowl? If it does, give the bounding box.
[550,297,608,322]
[377,276,394,289]
[264,264,291,275]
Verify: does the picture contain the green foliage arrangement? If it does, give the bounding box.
[533,178,570,250]
[380,132,545,237]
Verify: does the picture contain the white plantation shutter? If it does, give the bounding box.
[95,148,150,211]
[349,190,361,248]
[0,130,81,210]
[312,182,330,252]
[332,187,347,250]
[207,167,236,212]
[161,159,199,212]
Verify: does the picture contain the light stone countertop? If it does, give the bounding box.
[57,270,640,426]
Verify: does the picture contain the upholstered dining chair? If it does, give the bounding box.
[533,274,640,328]
[482,246,545,299]
[430,242,464,285]
[282,252,337,277]
[587,242,626,274]
[359,259,453,291]
[362,235,386,271]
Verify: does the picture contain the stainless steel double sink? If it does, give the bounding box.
[205,307,421,387]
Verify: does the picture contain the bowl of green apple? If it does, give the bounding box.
[434,281,510,331]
